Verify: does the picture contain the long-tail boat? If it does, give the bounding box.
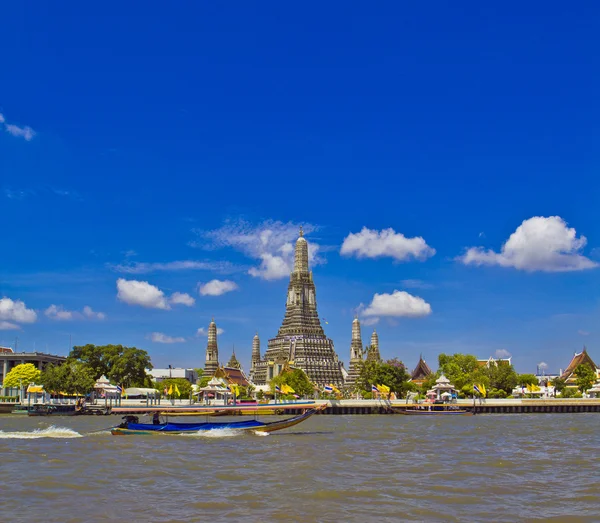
[111,404,325,435]
[394,404,473,416]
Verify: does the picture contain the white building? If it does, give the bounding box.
[147,368,198,383]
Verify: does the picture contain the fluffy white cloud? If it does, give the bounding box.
[538,361,548,370]
[495,349,512,359]
[195,219,322,280]
[169,292,196,306]
[148,332,186,344]
[45,305,75,321]
[341,227,435,261]
[248,254,291,281]
[116,279,170,310]
[0,321,21,330]
[198,279,239,296]
[360,290,432,318]
[197,327,225,336]
[5,124,35,141]
[111,260,236,274]
[0,113,5,123]
[361,317,380,326]
[459,216,598,272]
[0,297,37,324]
[82,306,106,320]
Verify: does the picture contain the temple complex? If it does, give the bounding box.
[252,227,345,387]
[410,355,433,386]
[204,318,220,376]
[365,330,381,362]
[346,317,364,387]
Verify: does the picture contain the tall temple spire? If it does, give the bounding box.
[366,329,381,362]
[252,227,344,387]
[346,316,364,387]
[204,318,219,375]
[350,317,363,360]
[249,332,261,382]
[293,226,309,274]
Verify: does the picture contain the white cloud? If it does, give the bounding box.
[459,216,598,272]
[198,280,239,296]
[248,254,291,281]
[195,219,322,280]
[0,321,21,330]
[82,306,106,320]
[400,279,434,289]
[578,330,590,336]
[197,327,225,336]
[341,227,435,262]
[111,260,236,274]
[0,297,37,324]
[0,113,4,123]
[361,317,380,326]
[5,124,35,141]
[45,304,74,321]
[148,332,186,344]
[538,361,548,370]
[360,290,432,319]
[495,349,512,359]
[116,279,170,310]
[169,292,196,307]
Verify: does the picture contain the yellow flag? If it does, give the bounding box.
[168,384,173,395]
[175,384,181,397]
[281,384,295,394]
[479,383,486,397]
[378,384,390,394]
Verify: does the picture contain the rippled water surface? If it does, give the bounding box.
[0,413,599,522]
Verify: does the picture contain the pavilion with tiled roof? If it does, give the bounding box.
[560,347,599,386]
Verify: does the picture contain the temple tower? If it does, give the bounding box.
[252,227,345,387]
[249,333,261,382]
[346,317,364,387]
[204,318,219,376]
[366,329,381,362]
[227,347,241,370]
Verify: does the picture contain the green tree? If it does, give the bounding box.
[517,374,539,387]
[270,368,315,397]
[155,378,193,399]
[69,344,152,386]
[551,377,567,397]
[438,353,481,391]
[3,363,41,389]
[574,363,596,393]
[480,362,518,394]
[40,364,68,395]
[357,358,411,398]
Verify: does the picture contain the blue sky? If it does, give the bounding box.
[1,3,599,375]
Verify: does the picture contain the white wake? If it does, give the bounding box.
[0,426,83,439]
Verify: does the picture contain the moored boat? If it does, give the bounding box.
[111,404,325,435]
[395,405,473,416]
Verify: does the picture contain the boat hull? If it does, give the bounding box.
[111,405,325,435]
[397,409,473,416]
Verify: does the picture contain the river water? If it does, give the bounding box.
[0,413,598,522]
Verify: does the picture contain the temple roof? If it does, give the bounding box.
[214,366,251,387]
[410,356,433,381]
[227,349,241,370]
[560,348,599,381]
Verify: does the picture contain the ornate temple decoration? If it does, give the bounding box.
[249,333,261,383]
[252,227,345,387]
[410,354,432,386]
